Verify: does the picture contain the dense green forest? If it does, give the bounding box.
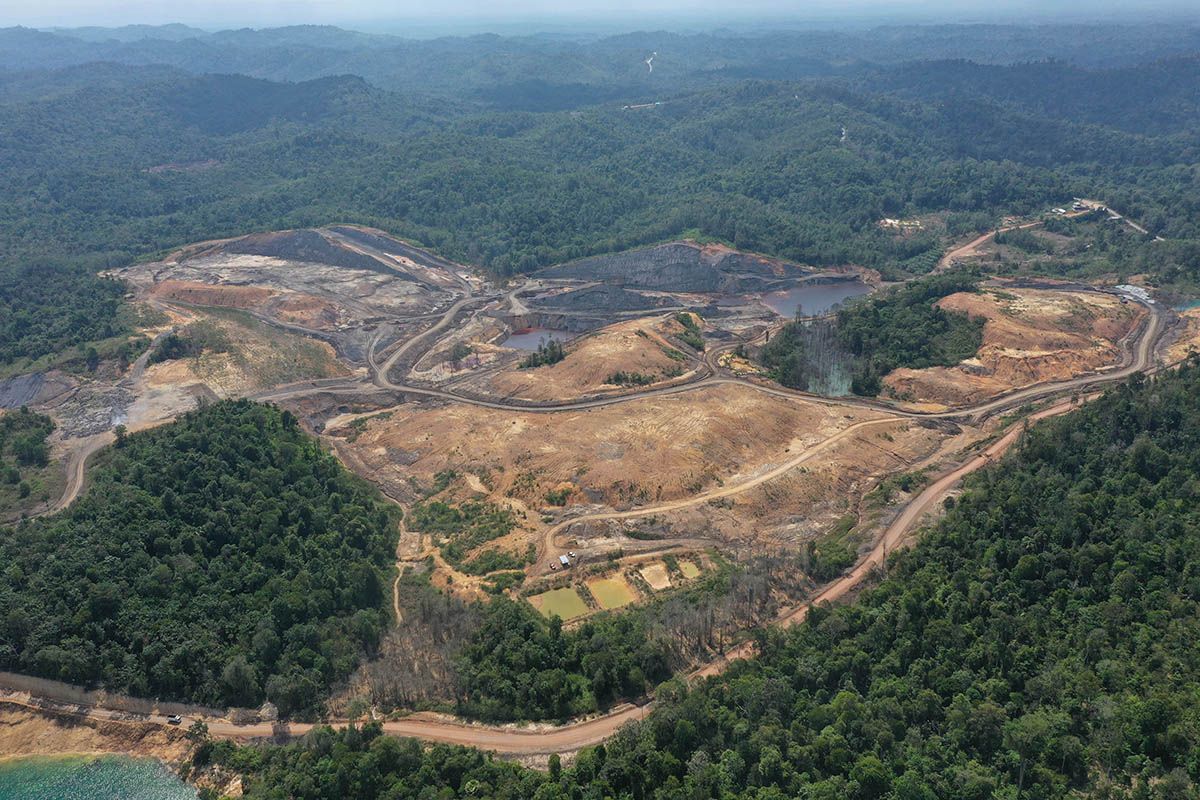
[761,272,985,396]
[0,407,53,473]
[0,400,398,713]
[208,360,1200,798]
[4,24,1197,100]
[0,265,127,366]
[454,597,672,722]
[0,407,56,513]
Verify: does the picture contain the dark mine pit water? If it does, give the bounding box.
[502,327,570,350]
[761,281,872,318]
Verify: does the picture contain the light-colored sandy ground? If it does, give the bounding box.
[1165,307,1200,363]
[131,251,448,330]
[639,562,673,590]
[884,287,1142,407]
[143,314,351,399]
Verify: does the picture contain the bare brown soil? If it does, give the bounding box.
[0,703,189,763]
[883,287,1142,407]
[1165,307,1200,363]
[151,279,276,310]
[332,382,877,511]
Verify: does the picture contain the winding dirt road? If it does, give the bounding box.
[7,218,1171,756]
[0,391,1108,756]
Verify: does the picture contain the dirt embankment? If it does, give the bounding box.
[151,280,276,310]
[0,703,190,763]
[884,287,1142,407]
[1165,307,1200,363]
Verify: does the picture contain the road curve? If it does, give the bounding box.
[269,294,1163,430]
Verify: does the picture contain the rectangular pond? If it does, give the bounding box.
[529,587,590,620]
[587,576,637,609]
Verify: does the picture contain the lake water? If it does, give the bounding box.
[502,327,569,351]
[0,755,196,800]
[761,281,873,318]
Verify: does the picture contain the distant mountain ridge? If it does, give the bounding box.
[2,22,1199,110]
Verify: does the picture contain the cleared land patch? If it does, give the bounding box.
[639,562,672,591]
[144,310,350,397]
[333,382,884,509]
[485,317,691,401]
[883,286,1142,407]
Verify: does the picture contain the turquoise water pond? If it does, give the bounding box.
[0,755,196,800]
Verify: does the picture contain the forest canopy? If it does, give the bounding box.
[0,400,398,714]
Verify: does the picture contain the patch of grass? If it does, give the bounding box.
[607,370,656,386]
[410,499,518,569]
[660,346,687,362]
[866,468,930,507]
[0,407,62,518]
[483,571,525,595]
[460,544,533,576]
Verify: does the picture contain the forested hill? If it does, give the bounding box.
[0,400,398,714]
[3,57,1198,367]
[5,62,1199,279]
[870,55,1200,135]
[3,23,1200,99]
[211,361,1200,799]
[3,34,1200,366]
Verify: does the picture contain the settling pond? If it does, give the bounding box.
[761,280,872,318]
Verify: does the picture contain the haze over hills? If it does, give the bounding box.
[4,22,1200,101]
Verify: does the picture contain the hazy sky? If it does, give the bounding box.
[1,0,1196,30]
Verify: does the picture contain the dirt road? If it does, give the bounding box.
[936,220,1044,271]
[48,433,112,515]
[269,290,1163,430]
[0,393,1097,756]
